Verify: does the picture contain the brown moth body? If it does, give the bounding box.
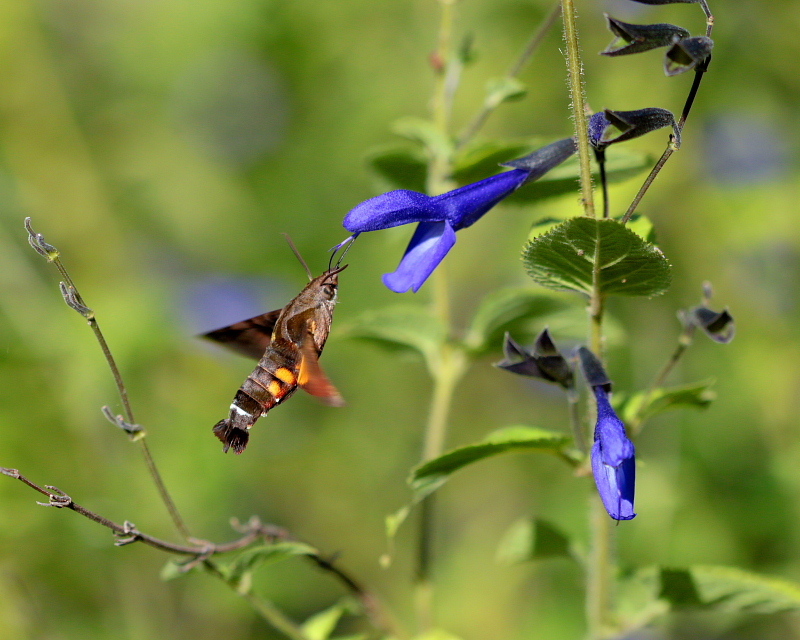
[204,265,346,454]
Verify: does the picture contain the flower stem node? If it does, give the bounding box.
[343,139,576,293]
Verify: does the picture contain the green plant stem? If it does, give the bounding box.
[428,0,457,195]
[414,2,462,632]
[586,202,612,639]
[416,338,467,628]
[202,560,312,640]
[567,389,588,456]
[629,325,695,436]
[560,0,595,217]
[456,1,561,150]
[586,494,614,640]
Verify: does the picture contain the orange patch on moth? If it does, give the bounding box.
[268,380,282,397]
[298,356,310,386]
[274,367,296,385]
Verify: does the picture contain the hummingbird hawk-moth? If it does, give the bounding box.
[203,240,349,454]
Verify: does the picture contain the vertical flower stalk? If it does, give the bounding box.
[560,0,595,217]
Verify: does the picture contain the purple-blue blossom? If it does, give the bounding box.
[342,138,576,293]
[591,386,636,521]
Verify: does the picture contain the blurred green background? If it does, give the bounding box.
[1,0,799,638]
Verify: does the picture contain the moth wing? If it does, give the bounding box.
[202,309,282,360]
[298,333,344,407]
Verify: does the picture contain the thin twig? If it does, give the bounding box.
[1,467,264,555]
[1,466,394,634]
[24,218,191,540]
[455,2,561,150]
[629,324,696,436]
[201,559,312,640]
[621,21,714,224]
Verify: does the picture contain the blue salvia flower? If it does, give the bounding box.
[343,138,576,293]
[591,385,636,521]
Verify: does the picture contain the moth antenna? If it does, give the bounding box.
[282,233,313,281]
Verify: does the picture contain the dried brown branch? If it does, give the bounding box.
[1,466,397,635]
[24,217,191,540]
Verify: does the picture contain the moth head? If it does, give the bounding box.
[319,264,347,301]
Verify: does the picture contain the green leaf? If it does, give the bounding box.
[508,149,652,204]
[385,478,444,538]
[625,213,658,244]
[619,565,800,626]
[365,144,428,192]
[384,427,568,565]
[453,139,538,185]
[160,558,199,582]
[496,518,573,565]
[463,287,570,354]
[301,598,359,640]
[523,217,672,297]
[619,379,716,425]
[409,426,570,490]
[659,568,704,607]
[391,117,453,159]
[222,542,317,588]
[484,77,527,107]
[691,566,800,614]
[341,305,447,372]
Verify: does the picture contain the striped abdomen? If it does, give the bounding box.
[212,356,301,454]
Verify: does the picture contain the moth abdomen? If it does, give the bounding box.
[213,419,250,454]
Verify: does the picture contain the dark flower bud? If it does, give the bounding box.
[601,16,690,57]
[665,36,714,76]
[577,346,611,392]
[496,329,574,389]
[588,108,680,150]
[689,306,735,343]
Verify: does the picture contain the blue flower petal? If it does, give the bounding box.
[592,386,636,520]
[382,221,457,293]
[594,386,635,466]
[343,190,439,233]
[589,111,611,147]
[591,441,636,521]
[432,169,531,229]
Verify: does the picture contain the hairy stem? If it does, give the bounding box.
[585,211,612,638]
[560,0,595,217]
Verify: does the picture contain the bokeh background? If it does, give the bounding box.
[1,0,799,638]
